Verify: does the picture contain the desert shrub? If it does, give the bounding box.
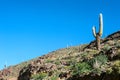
[103,44,111,51]
[72,62,92,76]
[51,75,59,80]
[81,50,98,61]
[88,54,108,67]
[88,54,108,75]
[31,72,48,80]
[50,71,60,80]
[45,59,53,63]
[106,67,113,74]
[55,60,61,65]
[112,60,120,73]
[115,43,120,48]
[81,52,90,60]
[67,58,77,66]
[81,52,88,57]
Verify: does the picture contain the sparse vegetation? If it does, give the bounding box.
[51,75,59,80]
[31,72,48,80]
[115,41,120,48]
[72,62,92,76]
[71,53,108,76]
[89,54,108,67]
[54,60,61,65]
[46,59,53,63]
[112,60,120,74]
[0,31,120,80]
[103,44,111,51]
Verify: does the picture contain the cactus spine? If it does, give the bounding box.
[92,13,103,50]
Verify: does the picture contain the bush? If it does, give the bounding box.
[31,72,48,80]
[51,75,59,80]
[72,62,92,76]
[112,60,120,73]
[115,43,120,48]
[55,60,61,65]
[88,54,108,75]
[88,54,108,67]
[103,44,111,51]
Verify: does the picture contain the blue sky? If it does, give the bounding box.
[0,0,120,69]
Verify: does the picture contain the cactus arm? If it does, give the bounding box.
[92,26,96,37]
[99,13,103,36]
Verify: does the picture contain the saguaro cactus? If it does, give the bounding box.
[92,13,103,50]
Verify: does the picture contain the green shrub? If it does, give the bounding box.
[106,67,113,74]
[103,44,111,51]
[46,59,53,63]
[115,43,120,48]
[31,72,48,80]
[113,60,120,73]
[88,54,108,75]
[88,54,108,67]
[72,62,92,75]
[55,60,61,65]
[81,52,88,57]
[51,75,59,80]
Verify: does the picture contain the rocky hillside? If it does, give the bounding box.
[0,31,120,80]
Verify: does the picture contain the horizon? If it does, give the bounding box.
[0,0,120,69]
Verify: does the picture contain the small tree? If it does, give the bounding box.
[92,13,103,50]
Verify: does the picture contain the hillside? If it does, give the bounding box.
[0,31,120,80]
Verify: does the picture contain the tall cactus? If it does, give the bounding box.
[92,13,103,50]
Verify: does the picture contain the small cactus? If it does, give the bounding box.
[92,13,103,50]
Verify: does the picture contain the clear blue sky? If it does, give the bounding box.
[0,0,120,69]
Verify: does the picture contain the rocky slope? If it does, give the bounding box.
[0,31,120,80]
